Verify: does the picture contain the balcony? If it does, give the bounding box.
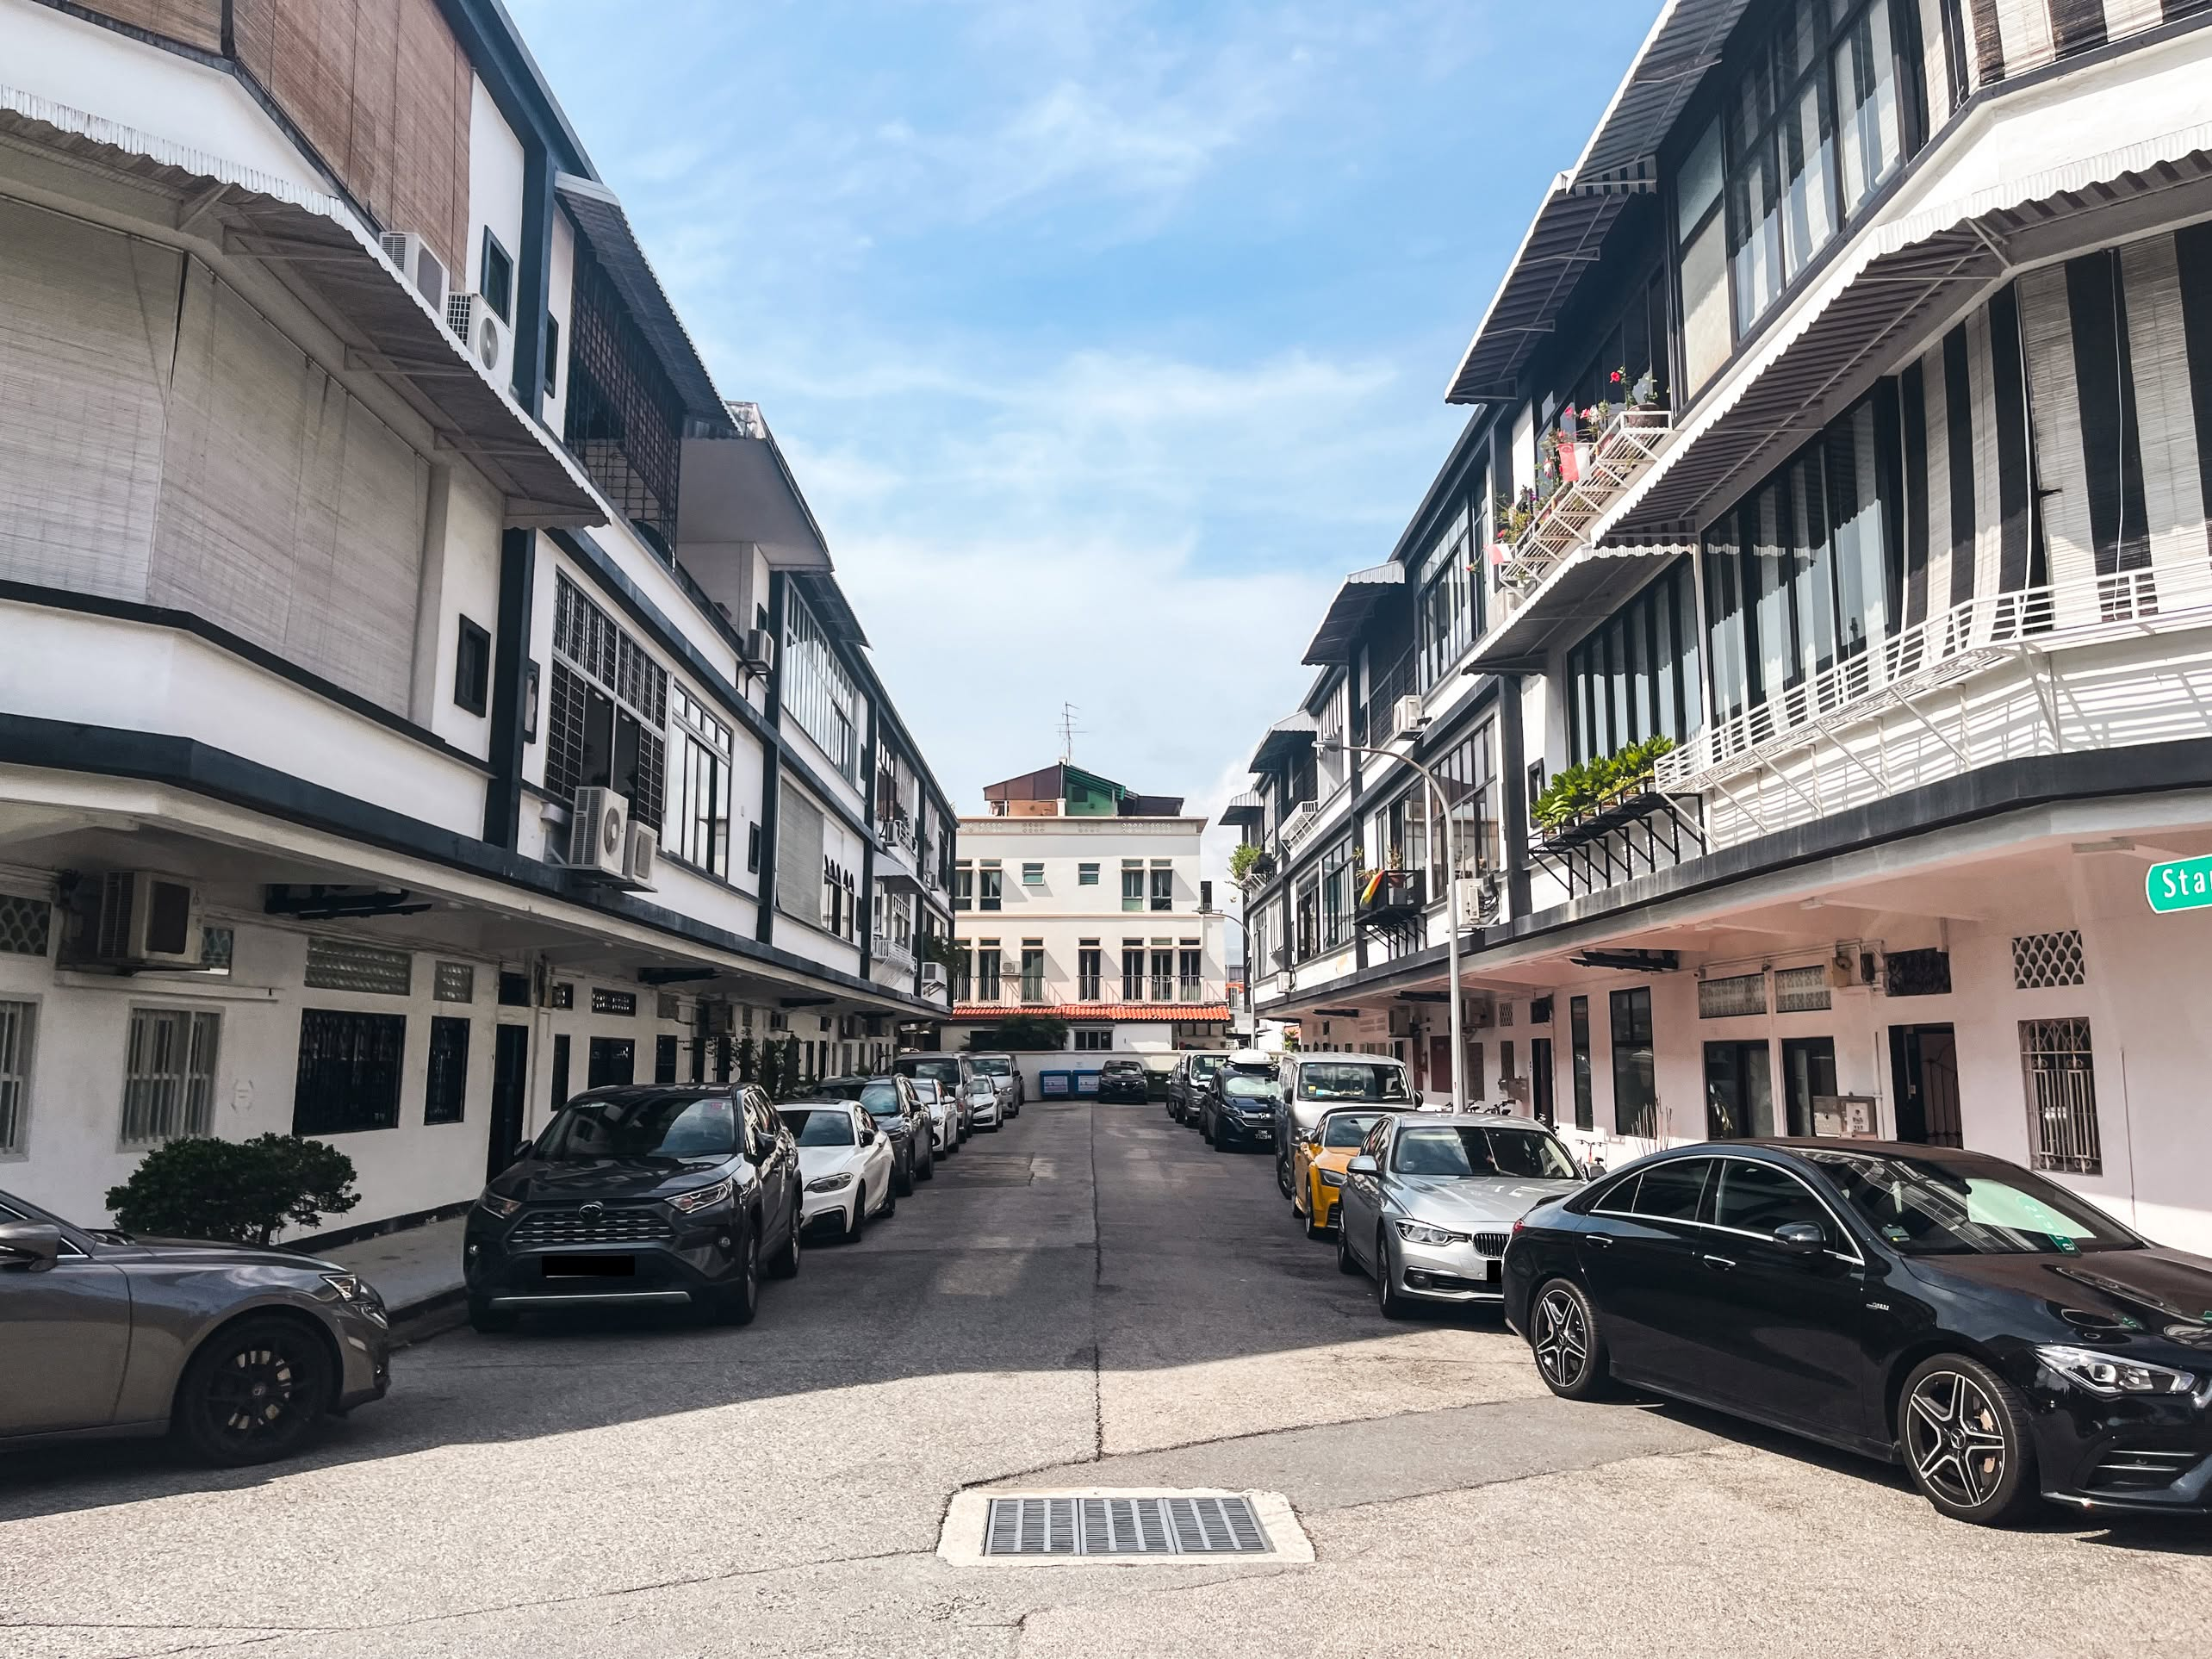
[1354,868,1426,931]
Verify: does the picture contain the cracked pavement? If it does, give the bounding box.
[4,1101,2211,1658]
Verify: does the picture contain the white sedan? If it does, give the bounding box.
[964,1078,1003,1132]
[910,1078,960,1153]
[780,1103,897,1242]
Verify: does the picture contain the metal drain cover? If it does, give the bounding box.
[940,1488,1312,1568]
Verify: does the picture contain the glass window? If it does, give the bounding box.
[952,865,973,910]
[668,683,735,878]
[1804,1149,2138,1255]
[1835,0,1904,215]
[1022,863,1044,887]
[1078,863,1100,885]
[979,868,1003,911]
[1609,987,1656,1136]
[1631,1158,1710,1221]
[1712,1159,1832,1240]
[0,999,34,1154]
[1569,995,1594,1131]
[289,1010,401,1139]
[1296,1061,1409,1103]
[1564,562,1701,763]
[1122,867,1145,911]
[538,1092,738,1158]
[1150,867,1174,911]
[783,593,862,784]
[1320,1111,1385,1148]
[424,1016,469,1124]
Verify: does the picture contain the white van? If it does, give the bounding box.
[1271,1051,1414,1196]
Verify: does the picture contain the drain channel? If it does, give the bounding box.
[984,1494,1271,1556]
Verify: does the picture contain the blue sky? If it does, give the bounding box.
[509,0,1655,822]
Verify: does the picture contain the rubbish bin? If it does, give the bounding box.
[1037,1070,1075,1099]
[1072,1070,1102,1097]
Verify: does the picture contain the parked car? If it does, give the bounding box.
[1290,1106,1414,1236]
[817,1076,934,1190]
[1272,1052,1414,1198]
[781,1103,898,1241]
[1201,1070,1281,1152]
[908,1078,961,1153]
[963,1074,1004,1131]
[1166,1050,1230,1122]
[1506,1138,2212,1526]
[1096,1059,1149,1103]
[968,1053,1023,1116]
[892,1052,976,1119]
[1337,1113,1582,1316]
[0,1186,391,1466]
[464,1084,804,1333]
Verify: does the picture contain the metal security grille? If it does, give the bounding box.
[434,961,475,1003]
[304,937,413,997]
[547,578,668,825]
[1698,972,1766,1018]
[121,1008,221,1146]
[424,1016,469,1125]
[0,894,52,958]
[2022,1017,2102,1176]
[2012,929,2086,990]
[1885,948,1952,997]
[983,1495,1271,1557]
[592,988,637,1016]
[292,1010,405,1137]
[1773,965,1831,1012]
[199,927,233,974]
[0,1000,34,1153]
[562,240,682,550]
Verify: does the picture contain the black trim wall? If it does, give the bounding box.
[482,527,535,848]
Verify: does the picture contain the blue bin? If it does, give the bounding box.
[1073,1070,1102,1097]
[1037,1070,1075,1098]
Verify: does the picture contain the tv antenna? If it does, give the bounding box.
[1057,702,1084,763]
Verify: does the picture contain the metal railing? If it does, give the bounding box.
[1078,974,1103,1001]
[1494,407,1675,602]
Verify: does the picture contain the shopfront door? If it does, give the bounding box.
[1702,1041,1773,1138]
[1889,1025,1961,1146]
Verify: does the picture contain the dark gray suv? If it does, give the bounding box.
[0,1187,391,1465]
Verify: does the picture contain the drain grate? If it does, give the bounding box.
[984,1494,1271,1556]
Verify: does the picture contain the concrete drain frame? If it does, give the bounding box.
[938,1488,1313,1569]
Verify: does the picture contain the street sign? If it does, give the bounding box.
[2146,855,2212,913]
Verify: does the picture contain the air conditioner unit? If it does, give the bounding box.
[1464,991,1495,1030]
[1281,803,1318,846]
[1453,873,1500,928]
[1828,941,1886,989]
[623,822,659,891]
[921,962,948,995]
[444,290,512,382]
[1388,1005,1418,1037]
[1390,694,1425,740]
[565,787,629,877]
[739,627,776,676]
[89,871,202,967]
[377,231,449,315]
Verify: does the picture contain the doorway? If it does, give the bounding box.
[1889,1024,1961,1146]
[1703,1040,1773,1138]
[1780,1036,1838,1136]
[549,1033,571,1114]
[1530,1037,1555,1127]
[587,1035,635,1089]
[488,1024,530,1182]
[1428,1035,1450,1099]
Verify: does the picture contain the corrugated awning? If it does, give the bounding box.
[1302,562,1404,665]
[794,570,868,647]
[0,84,603,525]
[1466,542,1693,674]
[1219,792,1264,827]
[1249,712,1320,774]
[1445,0,1753,405]
[555,173,728,426]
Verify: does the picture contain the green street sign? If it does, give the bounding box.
[2147,856,2212,914]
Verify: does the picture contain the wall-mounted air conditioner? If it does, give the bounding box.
[1390,694,1425,741]
[740,628,776,677]
[1454,873,1500,928]
[921,962,948,995]
[565,787,630,877]
[445,291,512,382]
[1281,803,1318,846]
[79,871,202,969]
[1464,991,1495,1030]
[378,231,449,315]
[623,823,659,891]
[1388,1005,1418,1037]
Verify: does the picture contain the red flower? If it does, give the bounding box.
[1610,369,1624,383]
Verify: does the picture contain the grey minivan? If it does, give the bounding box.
[0,1186,392,1464]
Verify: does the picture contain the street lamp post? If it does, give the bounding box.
[1333,741,1465,1114]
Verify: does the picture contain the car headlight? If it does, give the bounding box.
[669,1177,736,1214]
[1395,1220,1469,1247]
[2036,1344,2197,1396]
[320,1272,388,1325]
[478,1190,522,1219]
[1317,1170,1345,1189]
[805,1173,854,1193]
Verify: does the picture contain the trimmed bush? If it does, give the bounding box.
[105,1134,359,1246]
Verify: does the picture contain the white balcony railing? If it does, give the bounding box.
[1494,407,1674,600]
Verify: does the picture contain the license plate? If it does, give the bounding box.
[544,1254,634,1278]
[1486,1258,1501,1283]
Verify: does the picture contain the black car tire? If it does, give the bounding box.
[918,1142,936,1180]
[1898,1353,2041,1526]
[1374,1230,1411,1319]
[882,1180,898,1216]
[1338,1220,1360,1276]
[844,1190,867,1243]
[918,1137,935,1180]
[1305,1198,1329,1240]
[767,1199,803,1279]
[467,1298,519,1335]
[893,1146,915,1197]
[172,1314,332,1466]
[1276,1153,1293,1199]
[1530,1278,1610,1401]
[709,1230,760,1325]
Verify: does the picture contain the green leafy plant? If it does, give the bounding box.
[1229,842,1264,886]
[964,1013,1068,1052]
[1531,735,1675,836]
[776,1035,804,1100]
[920,933,966,969]
[105,1134,358,1246]
[733,1035,759,1086]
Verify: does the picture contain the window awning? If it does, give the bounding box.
[1464,540,1693,674]
[1445,0,1754,405]
[1249,712,1319,774]
[1302,562,1405,665]
[554,173,728,426]
[1219,792,1264,827]
[675,401,833,570]
[0,85,604,525]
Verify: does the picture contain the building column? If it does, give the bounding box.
[755,571,786,943]
[482,526,535,848]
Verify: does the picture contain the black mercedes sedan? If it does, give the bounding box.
[464,1084,802,1333]
[1503,1139,2212,1526]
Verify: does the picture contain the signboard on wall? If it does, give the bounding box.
[2147,855,2212,914]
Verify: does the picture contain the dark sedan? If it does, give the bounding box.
[1201,1072,1281,1152]
[1096,1059,1149,1103]
[816,1076,934,1190]
[1,1187,390,1465]
[465,1084,803,1333]
[1504,1138,2212,1525]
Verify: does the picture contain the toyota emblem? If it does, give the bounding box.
[580,1202,605,1222]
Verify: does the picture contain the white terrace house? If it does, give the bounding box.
[1231,0,2212,1256]
[0,0,954,1238]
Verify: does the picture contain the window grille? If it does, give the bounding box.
[548,577,668,828]
[592,988,637,1016]
[425,1016,469,1124]
[0,894,52,958]
[1884,948,1951,997]
[122,1008,221,1146]
[199,928,234,974]
[2012,930,2085,990]
[304,937,413,997]
[1699,972,1767,1018]
[0,1000,34,1154]
[550,982,575,1010]
[562,239,683,550]
[2020,1017,2101,1176]
[292,1009,403,1136]
[1498,1001,1515,1028]
[433,961,475,1003]
[1773,965,1831,1012]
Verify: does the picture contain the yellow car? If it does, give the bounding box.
[1293,1108,1406,1238]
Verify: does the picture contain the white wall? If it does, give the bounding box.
[463,75,525,313]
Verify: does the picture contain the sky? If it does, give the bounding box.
[507,0,1656,892]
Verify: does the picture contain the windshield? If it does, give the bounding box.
[1321,1112,1387,1149]
[1298,1062,1409,1103]
[1394,1125,1578,1179]
[859,1082,904,1118]
[814,1078,867,1101]
[900,1058,960,1085]
[780,1108,856,1147]
[972,1057,1011,1078]
[1190,1055,1226,1078]
[909,1079,941,1102]
[1804,1151,2138,1255]
[1224,1076,1279,1101]
[537,1094,738,1160]
[1103,1061,1142,1075]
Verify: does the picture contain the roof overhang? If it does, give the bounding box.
[794,570,868,647]
[1446,0,1754,405]
[1249,712,1320,774]
[1302,562,1405,664]
[0,84,604,526]
[1219,792,1264,827]
[555,173,727,426]
[1465,541,1692,674]
[675,401,833,570]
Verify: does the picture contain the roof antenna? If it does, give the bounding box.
[1057,701,1084,763]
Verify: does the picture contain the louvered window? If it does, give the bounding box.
[546,575,668,830]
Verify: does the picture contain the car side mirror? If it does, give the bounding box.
[1773,1221,1825,1257]
[1347,1155,1378,1177]
[0,1221,64,1271]
[514,1138,535,1163]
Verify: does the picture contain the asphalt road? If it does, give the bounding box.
[4,1100,2211,1659]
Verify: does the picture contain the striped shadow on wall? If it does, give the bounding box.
[1918,0,2212,127]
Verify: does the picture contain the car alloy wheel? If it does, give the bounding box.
[1374,1230,1410,1318]
[767,1198,803,1279]
[174,1316,331,1465]
[714,1229,760,1325]
[1277,1153,1293,1200]
[1531,1279,1613,1401]
[1900,1356,2037,1525]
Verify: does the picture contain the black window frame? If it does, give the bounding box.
[1569,994,1594,1131]
[453,616,491,717]
[292,1008,407,1136]
[424,1015,469,1125]
[1609,985,1656,1137]
[480,227,515,323]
